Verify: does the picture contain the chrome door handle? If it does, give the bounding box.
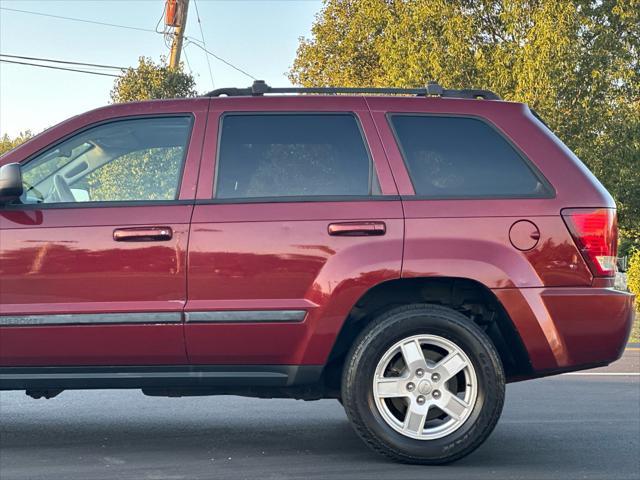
[328,222,386,236]
[113,227,173,242]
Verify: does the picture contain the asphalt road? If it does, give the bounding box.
[1,350,638,480]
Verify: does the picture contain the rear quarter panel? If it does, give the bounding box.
[368,97,619,372]
[368,97,599,290]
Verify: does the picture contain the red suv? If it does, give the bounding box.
[0,82,634,464]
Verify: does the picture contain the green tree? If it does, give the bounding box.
[88,57,197,201]
[110,56,196,103]
[0,131,34,156]
[290,0,640,248]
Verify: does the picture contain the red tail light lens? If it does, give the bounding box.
[561,208,618,277]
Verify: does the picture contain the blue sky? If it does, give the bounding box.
[0,0,322,136]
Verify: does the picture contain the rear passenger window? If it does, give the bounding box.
[215,114,378,199]
[390,115,549,198]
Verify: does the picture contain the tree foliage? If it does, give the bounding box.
[110,56,197,103]
[0,131,34,157]
[75,147,183,202]
[92,57,196,200]
[290,0,640,247]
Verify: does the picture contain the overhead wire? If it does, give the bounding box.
[0,59,121,77]
[185,38,256,80]
[182,45,194,76]
[0,54,125,71]
[0,7,156,33]
[155,2,168,34]
[192,0,215,89]
[1,5,259,82]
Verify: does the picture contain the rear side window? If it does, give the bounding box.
[215,114,378,199]
[389,115,549,198]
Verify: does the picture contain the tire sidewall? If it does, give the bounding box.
[344,306,504,462]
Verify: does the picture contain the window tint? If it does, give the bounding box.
[21,116,191,204]
[215,114,377,199]
[390,115,548,197]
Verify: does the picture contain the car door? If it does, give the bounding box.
[184,96,404,366]
[0,102,207,366]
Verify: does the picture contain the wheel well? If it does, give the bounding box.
[323,277,532,392]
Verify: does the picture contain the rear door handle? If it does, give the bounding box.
[113,227,173,242]
[328,221,386,236]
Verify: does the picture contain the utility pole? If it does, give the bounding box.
[168,0,190,70]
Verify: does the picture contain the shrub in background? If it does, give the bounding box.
[627,249,640,308]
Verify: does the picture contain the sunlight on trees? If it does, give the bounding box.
[289,0,639,251]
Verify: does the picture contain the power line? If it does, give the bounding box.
[1,5,258,81]
[185,37,256,80]
[0,59,120,78]
[182,46,194,76]
[0,54,125,71]
[155,2,168,34]
[192,0,215,89]
[0,7,156,33]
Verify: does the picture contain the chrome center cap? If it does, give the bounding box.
[417,380,433,395]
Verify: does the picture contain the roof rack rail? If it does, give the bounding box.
[205,80,500,100]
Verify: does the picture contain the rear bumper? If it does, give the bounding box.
[494,287,635,376]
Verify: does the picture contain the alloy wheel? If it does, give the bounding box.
[372,334,478,440]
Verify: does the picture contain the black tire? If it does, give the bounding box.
[341,303,505,464]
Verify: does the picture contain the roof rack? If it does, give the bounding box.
[205,80,500,100]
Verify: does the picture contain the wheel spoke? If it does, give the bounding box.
[434,351,468,381]
[400,339,427,372]
[403,403,428,435]
[372,333,478,441]
[436,391,470,421]
[375,377,406,398]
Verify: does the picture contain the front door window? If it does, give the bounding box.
[20,116,192,205]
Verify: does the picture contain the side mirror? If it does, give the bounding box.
[0,163,24,204]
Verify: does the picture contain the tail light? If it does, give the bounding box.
[561,208,618,277]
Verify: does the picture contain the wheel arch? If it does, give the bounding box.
[322,276,532,392]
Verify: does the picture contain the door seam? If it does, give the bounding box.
[182,99,213,363]
[364,96,406,278]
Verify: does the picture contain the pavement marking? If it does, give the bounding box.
[563,372,639,376]
[626,347,640,351]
